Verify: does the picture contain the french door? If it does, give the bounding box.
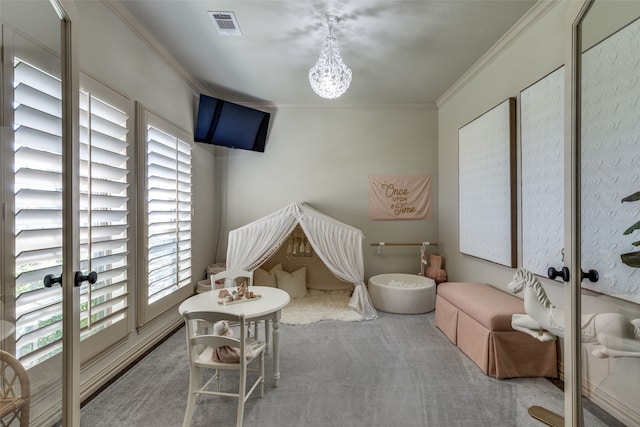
[563,1,640,425]
[1,0,81,425]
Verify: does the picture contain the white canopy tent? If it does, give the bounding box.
[226,202,378,320]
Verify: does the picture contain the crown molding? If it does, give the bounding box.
[256,102,438,111]
[436,0,560,108]
[102,0,208,95]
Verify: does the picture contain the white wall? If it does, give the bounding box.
[437,2,640,425]
[217,105,439,279]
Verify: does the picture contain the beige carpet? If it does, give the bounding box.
[280,289,362,325]
[81,311,623,427]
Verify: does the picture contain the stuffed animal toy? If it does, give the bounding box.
[211,320,255,363]
[426,254,447,284]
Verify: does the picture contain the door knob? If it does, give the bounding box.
[44,274,63,288]
[547,266,570,282]
[74,271,98,287]
[581,269,599,283]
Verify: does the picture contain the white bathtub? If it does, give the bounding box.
[367,273,436,314]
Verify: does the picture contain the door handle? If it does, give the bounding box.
[44,271,98,287]
[44,274,63,288]
[547,266,570,282]
[581,269,599,283]
[74,271,98,287]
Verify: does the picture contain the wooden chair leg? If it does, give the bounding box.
[237,362,247,427]
[20,406,29,427]
[182,368,200,427]
[259,352,265,398]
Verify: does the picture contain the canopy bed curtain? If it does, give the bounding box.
[226,202,378,320]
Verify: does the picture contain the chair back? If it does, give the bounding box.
[211,270,253,289]
[180,309,265,427]
[0,350,30,427]
[182,311,249,366]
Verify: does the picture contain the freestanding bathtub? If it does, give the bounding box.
[367,273,436,314]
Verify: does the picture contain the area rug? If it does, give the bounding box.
[280,289,362,325]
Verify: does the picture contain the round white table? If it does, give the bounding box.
[178,286,290,386]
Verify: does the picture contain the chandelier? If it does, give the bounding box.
[308,15,352,99]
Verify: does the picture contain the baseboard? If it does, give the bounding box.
[32,403,63,427]
[581,373,640,427]
[557,361,640,427]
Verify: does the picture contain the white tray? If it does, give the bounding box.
[217,295,262,305]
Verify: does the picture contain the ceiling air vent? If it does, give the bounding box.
[209,11,242,36]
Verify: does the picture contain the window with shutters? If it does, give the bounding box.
[137,104,192,325]
[77,74,131,360]
[10,51,131,367]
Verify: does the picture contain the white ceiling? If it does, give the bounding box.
[110,0,537,107]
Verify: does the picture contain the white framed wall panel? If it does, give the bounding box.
[581,18,640,304]
[520,67,564,279]
[458,98,516,267]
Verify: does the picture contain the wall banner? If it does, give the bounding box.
[368,174,432,220]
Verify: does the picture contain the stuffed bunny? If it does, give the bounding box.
[211,320,255,363]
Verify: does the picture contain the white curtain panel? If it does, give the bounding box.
[226,206,298,272]
[226,202,378,320]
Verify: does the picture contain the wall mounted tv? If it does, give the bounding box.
[194,94,271,152]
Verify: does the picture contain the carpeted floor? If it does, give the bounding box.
[80,311,624,426]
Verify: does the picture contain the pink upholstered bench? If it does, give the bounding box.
[435,282,558,379]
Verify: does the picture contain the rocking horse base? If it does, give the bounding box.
[528,405,563,427]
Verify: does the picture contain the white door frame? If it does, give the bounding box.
[564,1,593,426]
[50,0,81,425]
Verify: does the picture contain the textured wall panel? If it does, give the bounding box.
[520,67,565,279]
[581,19,640,303]
[459,99,515,267]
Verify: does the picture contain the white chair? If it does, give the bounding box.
[0,350,29,427]
[182,310,266,427]
[211,270,270,349]
[210,269,254,290]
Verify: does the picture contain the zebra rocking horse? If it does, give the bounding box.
[508,268,640,358]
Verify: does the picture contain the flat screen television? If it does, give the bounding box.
[194,94,270,152]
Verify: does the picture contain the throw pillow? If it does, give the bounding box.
[275,267,307,299]
[254,263,283,287]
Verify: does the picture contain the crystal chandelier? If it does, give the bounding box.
[308,15,352,99]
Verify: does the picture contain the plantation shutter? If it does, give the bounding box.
[78,74,131,357]
[13,58,131,367]
[13,58,65,368]
[146,125,192,302]
[137,105,193,324]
